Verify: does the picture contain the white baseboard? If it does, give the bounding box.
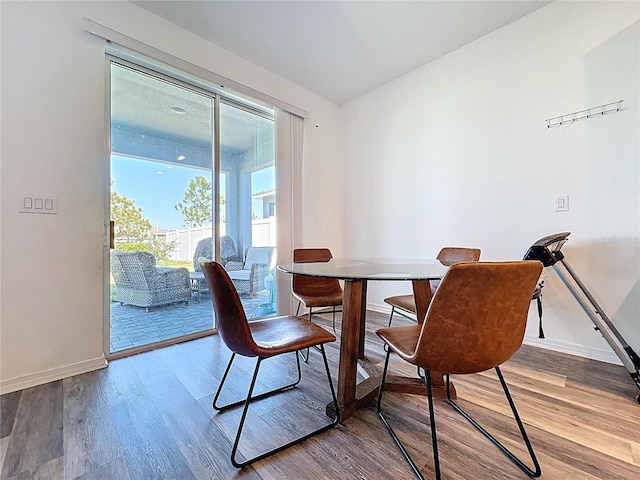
[0,356,108,395]
[369,302,623,366]
[368,302,396,316]
[522,336,623,365]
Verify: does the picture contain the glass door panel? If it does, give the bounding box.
[109,61,215,354]
[220,102,277,317]
[108,61,277,357]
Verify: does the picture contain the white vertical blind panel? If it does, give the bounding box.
[275,108,304,315]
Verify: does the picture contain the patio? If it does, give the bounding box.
[109,289,272,353]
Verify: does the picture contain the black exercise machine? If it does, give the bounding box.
[524,232,640,404]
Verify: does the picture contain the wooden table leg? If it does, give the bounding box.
[327,277,456,421]
[412,279,433,325]
[327,279,365,419]
[357,281,367,359]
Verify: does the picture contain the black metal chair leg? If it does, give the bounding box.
[384,308,396,353]
[300,348,310,362]
[319,344,340,423]
[387,306,396,327]
[230,357,264,467]
[377,351,430,479]
[445,369,541,478]
[536,296,545,339]
[213,352,302,411]
[302,308,317,362]
[297,304,340,360]
[332,306,337,334]
[424,369,441,480]
[378,361,540,479]
[225,346,339,468]
[297,302,310,363]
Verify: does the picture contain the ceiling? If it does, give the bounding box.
[111,62,276,166]
[133,0,552,105]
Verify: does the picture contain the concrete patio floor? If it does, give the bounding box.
[109,289,272,353]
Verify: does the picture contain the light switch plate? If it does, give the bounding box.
[554,194,569,212]
[20,196,57,214]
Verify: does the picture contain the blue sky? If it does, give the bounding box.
[111,155,273,230]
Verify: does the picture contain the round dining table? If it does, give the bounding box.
[278,257,454,421]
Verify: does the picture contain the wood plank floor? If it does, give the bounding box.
[2,310,639,479]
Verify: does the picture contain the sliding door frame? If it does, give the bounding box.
[104,54,277,360]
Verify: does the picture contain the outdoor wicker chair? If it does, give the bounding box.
[192,235,237,272]
[226,247,275,295]
[110,250,191,311]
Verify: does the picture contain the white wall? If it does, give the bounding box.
[0,1,343,392]
[341,1,639,363]
[1,0,637,393]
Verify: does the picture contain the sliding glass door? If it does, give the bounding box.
[108,59,276,356]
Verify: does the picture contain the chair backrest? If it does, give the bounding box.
[220,235,237,262]
[193,236,238,271]
[413,261,542,374]
[244,247,275,269]
[110,250,131,287]
[200,260,259,357]
[292,248,343,296]
[430,247,481,292]
[437,247,481,266]
[193,238,214,272]
[111,250,158,288]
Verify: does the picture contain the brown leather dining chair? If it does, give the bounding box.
[201,260,340,468]
[376,261,543,480]
[383,247,481,327]
[292,248,343,362]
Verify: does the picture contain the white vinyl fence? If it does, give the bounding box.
[165,217,276,263]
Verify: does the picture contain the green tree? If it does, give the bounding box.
[175,175,213,227]
[111,188,178,262]
[111,189,152,243]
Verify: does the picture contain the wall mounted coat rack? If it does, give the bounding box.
[545,100,623,128]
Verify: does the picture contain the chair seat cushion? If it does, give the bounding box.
[376,325,421,361]
[383,294,417,313]
[293,291,343,308]
[250,315,336,357]
[384,280,439,314]
[228,269,251,281]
